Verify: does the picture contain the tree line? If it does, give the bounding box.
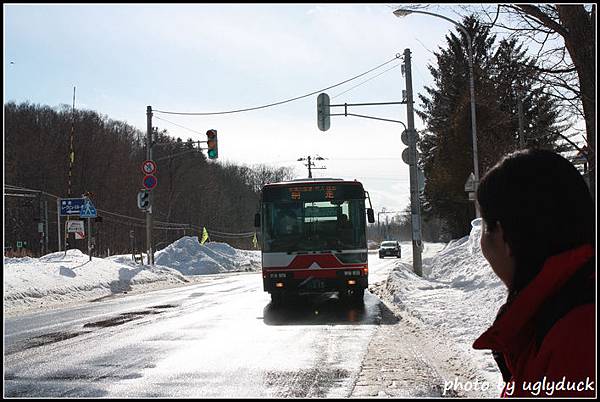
[4,101,295,256]
[414,12,590,240]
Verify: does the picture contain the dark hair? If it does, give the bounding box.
[477,148,594,295]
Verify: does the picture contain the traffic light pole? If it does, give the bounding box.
[146,106,154,266]
[315,50,423,276]
[403,48,423,276]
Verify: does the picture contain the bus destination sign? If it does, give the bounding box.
[290,185,336,200]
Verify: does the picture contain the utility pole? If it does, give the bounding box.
[146,106,154,265]
[313,50,422,275]
[403,48,423,276]
[518,97,525,148]
[38,193,44,255]
[298,155,326,178]
[57,199,62,252]
[44,200,49,253]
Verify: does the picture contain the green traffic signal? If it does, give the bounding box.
[206,129,218,159]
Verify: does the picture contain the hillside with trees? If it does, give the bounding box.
[4,101,295,256]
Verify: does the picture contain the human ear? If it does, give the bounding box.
[496,222,513,258]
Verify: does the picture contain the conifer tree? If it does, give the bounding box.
[417,15,565,239]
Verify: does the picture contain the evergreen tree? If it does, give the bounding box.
[417,15,566,239]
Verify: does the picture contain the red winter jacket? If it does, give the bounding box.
[473,244,596,398]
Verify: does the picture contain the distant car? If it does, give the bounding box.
[379,240,401,258]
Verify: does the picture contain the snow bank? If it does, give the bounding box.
[385,219,506,389]
[3,238,261,315]
[154,237,261,275]
[3,249,189,314]
[428,218,500,289]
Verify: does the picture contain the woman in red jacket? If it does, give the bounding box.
[472,148,595,397]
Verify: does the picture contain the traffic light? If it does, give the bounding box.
[137,190,150,211]
[317,93,330,131]
[206,129,218,159]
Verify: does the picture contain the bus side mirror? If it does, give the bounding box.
[254,213,261,228]
[367,208,375,223]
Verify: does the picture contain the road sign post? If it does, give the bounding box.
[80,197,97,261]
[464,172,477,204]
[402,48,423,276]
[146,106,154,266]
[314,51,422,275]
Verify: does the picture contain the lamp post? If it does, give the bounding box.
[393,8,480,217]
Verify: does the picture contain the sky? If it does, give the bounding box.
[3,3,508,215]
[4,225,504,397]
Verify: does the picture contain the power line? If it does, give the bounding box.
[153,54,402,116]
[154,115,204,136]
[5,184,255,237]
[331,63,402,99]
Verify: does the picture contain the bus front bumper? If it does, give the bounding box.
[263,269,368,294]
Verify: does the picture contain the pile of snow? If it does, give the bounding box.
[3,238,261,316]
[385,219,506,390]
[155,237,261,275]
[3,249,188,314]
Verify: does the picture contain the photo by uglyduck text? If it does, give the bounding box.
[442,377,595,396]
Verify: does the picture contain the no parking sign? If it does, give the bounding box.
[143,174,157,190]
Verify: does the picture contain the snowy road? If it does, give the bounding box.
[4,253,402,398]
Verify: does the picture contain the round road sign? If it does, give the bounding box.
[142,160,157,175]
[143,174,157,190]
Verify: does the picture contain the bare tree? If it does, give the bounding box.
[458,4,595,198]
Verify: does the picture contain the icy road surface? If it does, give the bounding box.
[5,253,403,398]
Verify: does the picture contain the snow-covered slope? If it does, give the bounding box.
[154,236,261,275]
[3,239,261,315]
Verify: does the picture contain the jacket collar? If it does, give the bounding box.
[473,244,594,351]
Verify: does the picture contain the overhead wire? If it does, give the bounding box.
[153,54,402,116]
[331,63,402,99]
[153,115,205,136]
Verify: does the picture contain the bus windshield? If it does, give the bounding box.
[262,198,366,253]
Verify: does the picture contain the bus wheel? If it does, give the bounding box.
[341,288,364,306]
[270,292,285,307]
[352,289,365,305]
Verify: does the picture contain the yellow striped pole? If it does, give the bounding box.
[65,86,76,252]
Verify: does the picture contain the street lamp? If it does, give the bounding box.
[393,7,480,217]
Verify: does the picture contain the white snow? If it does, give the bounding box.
[154,236,260,275]
[3,237,261,316]
[383,218,506,395]
[4,227,506,395]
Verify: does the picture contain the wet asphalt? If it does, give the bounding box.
[4,254,400,397]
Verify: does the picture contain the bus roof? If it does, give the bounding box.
[263,178,363,188]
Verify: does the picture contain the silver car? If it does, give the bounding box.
[378,240,401,258]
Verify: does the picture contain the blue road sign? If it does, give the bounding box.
[60,198,86,216]
[80,198,97,218]
[143,174,157,190]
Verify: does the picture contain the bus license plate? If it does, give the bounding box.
[307,280,325,290]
